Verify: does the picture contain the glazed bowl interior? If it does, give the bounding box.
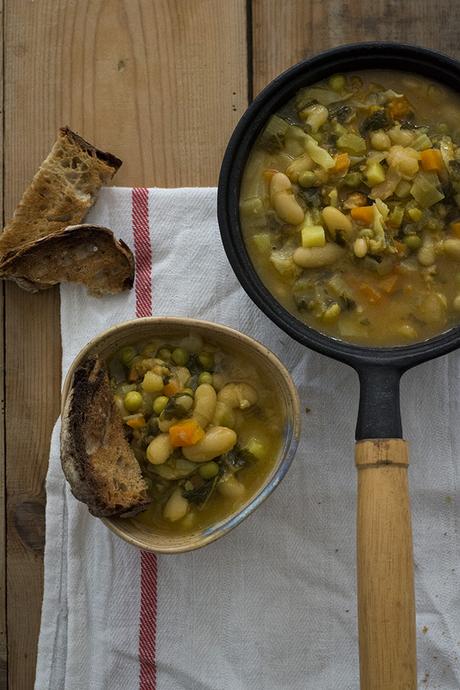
[62,317,301,553]
[218,42,460,370]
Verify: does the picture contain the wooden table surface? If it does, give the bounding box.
[1,1,458,687]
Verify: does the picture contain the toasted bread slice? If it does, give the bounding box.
[0,127,122,256]
[0,224,135,296]
[61,356,151,518]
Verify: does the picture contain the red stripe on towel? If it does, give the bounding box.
[139,552,158,689]
[132,187,153,318]
[132,188,158,690]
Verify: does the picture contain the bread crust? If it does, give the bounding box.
[0,224,135,295]
[61,356,151,518]
[0,127,122,256]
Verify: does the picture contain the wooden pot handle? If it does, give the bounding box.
[355,439,416,690]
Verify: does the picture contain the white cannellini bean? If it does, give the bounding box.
[293,243,344,268]
[419,293,447,324]
[443,238,460,261]
[285,154,314,183]
[146,433,173,465]
[182,427,237,462]
[321,206,353,237]
[163,489,189,522]
[217,382,258,410]
[353,238,368,258]
[417,245,436,266]
[269,172,305,225]
[370,130,391,151]
[211,400,236,428]
[174,366,191,386]
[217,474,246,500]
[192,383,217,428]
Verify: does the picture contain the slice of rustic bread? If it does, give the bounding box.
[61,356,151,518]
[0,126,122,256]
[0,224,135,296]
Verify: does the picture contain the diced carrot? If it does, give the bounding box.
[358,283,382,304]
[331,152,350,174]
[379,274,399,294]
[128,368,140,382]
[163,378,181,397]
[351,205,374,225]
[125,414,146,429]
[263,169,278,182]
[169,419,205,448]
[420,148,443,173]
[450,221,460,238]
[387,96,412,120]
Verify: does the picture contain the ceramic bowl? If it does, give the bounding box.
[61,316,301,553]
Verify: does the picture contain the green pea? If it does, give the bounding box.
[142,342,157,357]
[328,73,346,92]
[153,395,169,415]
[157,347,172,361]
[198,371,213,385]
[199,462,219,479]
[198,351,214,370]
[171,347,189,365]
[298,171,316,188]
[404,235,422,250]
[124,391,143,412]
[119,346,137,367]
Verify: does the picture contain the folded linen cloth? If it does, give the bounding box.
[35,187,460,690]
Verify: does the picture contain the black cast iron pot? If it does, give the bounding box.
[218,43,460,690]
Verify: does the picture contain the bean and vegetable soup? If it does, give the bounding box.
[109,334,282,533]
[240,71,460,345]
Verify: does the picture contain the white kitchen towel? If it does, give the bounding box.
[35,187,460,690]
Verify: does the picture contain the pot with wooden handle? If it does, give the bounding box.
[218,43,460,690]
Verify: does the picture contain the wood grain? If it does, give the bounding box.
[3,0,247,687]
[252,0,460,95]
[356,440,415,690]
[0,0,6,687]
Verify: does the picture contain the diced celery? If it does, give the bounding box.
[388,205,405,228]
[411,132,433,151]
[240,197,264,218]
[323,303,341,322]
[245,438,267,461]
[408,207,423,222]
[251,233,272,255]
[259,115,290,151]
[328,188,338,207]
[395,179,412,198]
[301,225,326,248]
[270,248,300,278]
[410,171,445,208]
[366,161,386,186]
[336,132,366,155]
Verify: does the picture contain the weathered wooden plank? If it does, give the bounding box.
[0,1,6,687]
[252,0,460,95]
[4,0,247,687]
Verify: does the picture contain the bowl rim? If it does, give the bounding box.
[61,316,301,553]
[217,41,460,370]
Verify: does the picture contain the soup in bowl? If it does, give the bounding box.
[61,318,300,553]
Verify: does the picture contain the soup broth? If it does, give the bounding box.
[240,71,460,345]
[108,334,282,535]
